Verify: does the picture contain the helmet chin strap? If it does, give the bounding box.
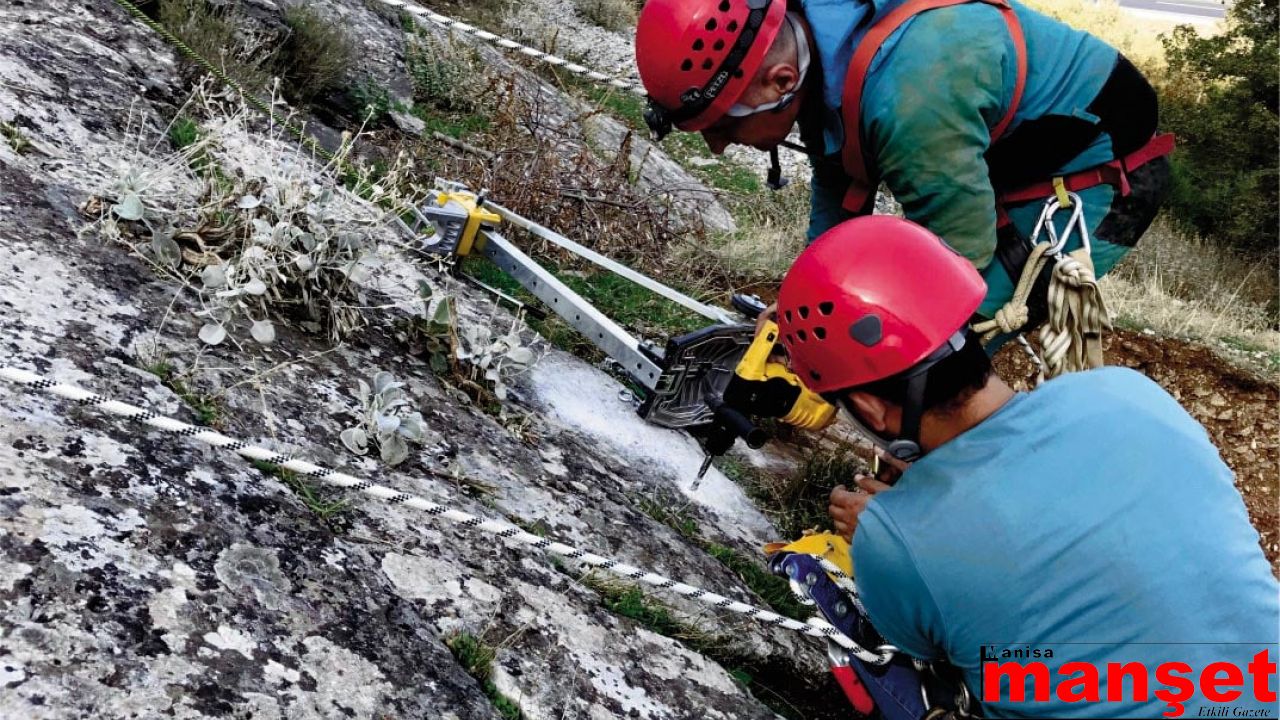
[834,331,970,464]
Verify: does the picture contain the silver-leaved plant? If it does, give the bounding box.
[340,371,427,466]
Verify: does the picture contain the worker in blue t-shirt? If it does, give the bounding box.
[773,216,1279,719]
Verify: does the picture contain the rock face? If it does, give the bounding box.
[0,1,827,718]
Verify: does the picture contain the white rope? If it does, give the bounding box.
[0,365,861,650]
[376,0,647,97]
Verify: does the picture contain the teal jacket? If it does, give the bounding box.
[797,0,1123,318]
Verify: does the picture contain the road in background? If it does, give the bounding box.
[1118,0,1228,20]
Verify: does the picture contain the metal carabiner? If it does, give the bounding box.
[1028,191,1090,258]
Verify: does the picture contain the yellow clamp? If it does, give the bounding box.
[436,190,501,256]
[737,320,837,431]
[763,531,853,577]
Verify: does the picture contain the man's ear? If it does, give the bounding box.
[762,62,799,96]
[847,391,891,433]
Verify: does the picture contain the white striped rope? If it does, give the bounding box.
[376,0,647,97]
[0,365,860,650]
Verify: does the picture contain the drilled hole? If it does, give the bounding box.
[819,301,834,316]
[681,58,693,71]
[814,327,826,340]
[693,38,704,51]
[797,330,808,342]
[784,310,793,323]
[799,306,810,319]
[713,39,725,51]
[705,18,717,30]
[719,0,730,11]
[727,19,739,32]
[702,58,714,70]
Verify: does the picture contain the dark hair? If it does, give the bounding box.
[845,331,992,413]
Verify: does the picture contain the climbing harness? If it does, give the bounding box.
[972,191,1110,382]
[839,0,1027,213]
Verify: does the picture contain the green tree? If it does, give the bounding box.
[1159,0,1278,256]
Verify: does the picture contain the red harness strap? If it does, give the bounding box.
[839,0,1027,212]
[996,132,1176,208]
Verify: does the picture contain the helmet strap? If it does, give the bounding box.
[886,370,928,462]
[834,331,970,464]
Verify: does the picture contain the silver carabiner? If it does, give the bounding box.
[1028,191,1090,257]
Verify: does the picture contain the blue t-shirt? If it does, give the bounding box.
[852,367,1279,718]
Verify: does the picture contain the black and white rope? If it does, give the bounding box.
[376,0,647,97]
[0,365,860,650]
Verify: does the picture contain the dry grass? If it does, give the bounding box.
[681,182,810,291]
[155,0,276,91]
[1103,217,1279,358]
[572,0,638,32]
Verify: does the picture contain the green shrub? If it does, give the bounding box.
[407,33,486,113]
[155,0,274,91]
[276,6,355,104]
[1157,0,1278,257]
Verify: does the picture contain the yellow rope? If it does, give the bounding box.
[972,241,1056,344]
[972,244,1110,383]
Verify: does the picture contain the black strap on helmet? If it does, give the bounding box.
[828,330,971,464]
[644,0,774,139]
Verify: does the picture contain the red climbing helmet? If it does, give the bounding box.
[635,0,787,135]
[776,216,987,394]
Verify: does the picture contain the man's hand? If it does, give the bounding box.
[828,473,892,541]
[755,302,778,334]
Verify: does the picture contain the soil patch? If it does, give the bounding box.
[995,329,1279,575]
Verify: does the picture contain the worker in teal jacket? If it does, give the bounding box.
[636,0,1172,329]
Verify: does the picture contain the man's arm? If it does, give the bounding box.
[807,153,857,244]
[852,503,946,661]
[862,9,1016,270]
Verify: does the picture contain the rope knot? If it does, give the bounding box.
[993,304,1029,334]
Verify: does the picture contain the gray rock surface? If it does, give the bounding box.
[0,1,829,718]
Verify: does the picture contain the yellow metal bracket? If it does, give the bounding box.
[436,190,501,256]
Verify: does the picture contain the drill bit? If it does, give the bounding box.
[692,452,714,490]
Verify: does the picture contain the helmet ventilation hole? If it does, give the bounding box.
[705,18,718,30]
[784,310,793,323]
[713,39,725,51]
[797,330,808,342]
[727,19,739,32]
[719,0,731,11]
[702,58,714,70]
[798,306,810,319]
[818,301,834,316]
[680,59,693,71]
[692,38,704,51]
[813,327,826,340]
